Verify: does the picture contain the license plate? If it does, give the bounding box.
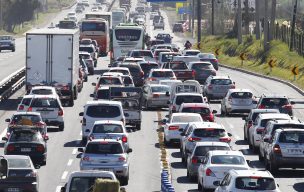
[21,148,31,152]
[288,149,302,154]
[40,111,50,115]
[8,188,20,192]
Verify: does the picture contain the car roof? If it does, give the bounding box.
[31,86,55,90]
[94,120,124,126]
[229,170,274,178]
[251,109,280,113]
[210,76,231,79]
[276,128,304,133]
[209,150,243,156]
[180,103,210,108]
[24,94,58,99]
[194,142,230,147]
[148,84,169,88]
[88,139,122,144]
[139,61,158,65]
[79,44,94,48]
[85,100,122,106]
[109,67,130,71]
[228,89,252,93]
[261,93,288,98]
[190,122,224,129]
[269,119,303,125]
[258,113,291,119]
[69,170,116,178]
[79,51,91,55]
[13,112,41,116]
[171,113,202,117]
[4,155,31,160]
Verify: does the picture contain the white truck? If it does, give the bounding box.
[26,28,80,106]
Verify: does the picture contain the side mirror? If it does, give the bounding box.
[179,128,184,132]
[161,119,167,124]
[127,148,133,153]
[165,91,170,97]
[2,137,7,141]
[228,133,232,137]
[79,112,84,116]
[92,82,97,86]
[5,119,10,123]
[85,129,90,132]
[165,115,169,118]
[246,160,251,166]
[60,186,66,192]
[78,147,84,152]
[291,101,296,105]
[248,120,253,124]
[44,135,49,141]
[212,110,217,114]
[214,181,220,186]
[233,81,236,85]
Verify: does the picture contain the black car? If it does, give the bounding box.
[118,63,144,86]
[4,129,48,166]
[0,35,15,52]
[173,23,184,33]
[139,61,159,79]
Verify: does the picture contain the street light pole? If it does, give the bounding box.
[211,0,215,35]
[197,0,202,47]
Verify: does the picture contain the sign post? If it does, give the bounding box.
[240,52,246,66]
[268,58,276,73]
[291,65,299,81]
[215,48,220,56]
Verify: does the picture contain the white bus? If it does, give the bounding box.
[112,24,145,60]
[85,12,112,29]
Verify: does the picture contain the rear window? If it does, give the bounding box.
[211,79,232,85]
[194,146,230,156]
[96,90,109,100]
[172,115,201,123]
[185,51,199,56]
[155,50,170,57]
[86,105,121,118]
[31,98,59,108]
[21,98,31,106]
[176,96,203,105]
[279,131,304,143]
[7,158,32,168]
[80,54,91,59]
[85,143,123,154]
[10,131,42,142]
[132,51,153,58]
[192,63,213,70]
[123,76,133,85]
[31,89,53,95]
[261,98,289,107]
[79,46,94,53]
[231,92,253,99]
[198,53,216,59]
[235,177,276,190]
[272,124,304,134]
[140,64,159,74]
[182,107,210,114]
[70,177,113,192]
[152,71,174,78]
[165,62,188,70]
[99,77,122,85]
[93,124,123,133]
[12,115,41,124]
[194,128,226,137]
[151,86,170,93]
[127,66,141,74]
[211,155,245,165]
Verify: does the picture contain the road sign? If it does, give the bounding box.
[292,65,299,75]
[268,59,276,68]
[215,48,220,56]
[178,7,189,14]
[240,53,246,60]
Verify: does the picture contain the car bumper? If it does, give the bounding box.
[165,130,182,141]
[0,45,14,50]
[253,135,262,147]
[80,164,129,177]
[43,119,64,126]
[126,119,141,125]
[207,93,226,99]
[148,99,169,108]
[227,105,254,113]
[273,155,304,168]
[6,152,46,164]
[0,182,38,192]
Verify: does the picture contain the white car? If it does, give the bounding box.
[169,93,208,114]
[183,49,201,56]
[248,113,291,152]
[79,100,125,143]
[214,170,281,192]
[198,150,250,191]
[108,67,131,76]
[142,84,171,109]
[163,113,203,146]
[159,79,182,87]
[145,69,176,84]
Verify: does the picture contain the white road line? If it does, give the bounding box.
[80,131,82,136]
[55,186,62,192]
[67,159,73,166]
[61,171,68,180]
[72,148,77,155]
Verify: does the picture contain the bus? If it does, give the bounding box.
[85,12,112,29]
[112,24,145,60]
[112,10,126,27]
[80,18,109,56]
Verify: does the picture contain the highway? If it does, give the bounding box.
[0,0,302,192]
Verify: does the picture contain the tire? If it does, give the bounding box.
[244,127,247,140]
[41,160,46,166]
[258,150,264,161]
[69,98,74,107]
[164,137,170,147]
[82,137,87,145]
[221,106,225,116]
[12,48,15,52]
[187,170,196,182]
[269,157,278,174]
[249,137,253,150]
[198,181,202,191]
[59,123,64,131]
[74,87,78,100]
[136,123,141,130]
[120,175,129,186]
[84,76,88,82]
[0,50,2,52]
[145,100,149,110]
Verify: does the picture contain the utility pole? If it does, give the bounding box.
[197,0,202,47]
[0,0,2,30]
[264,0,269,51]
[192,0,195,37]
[255,0,260,39]
[237,0,242,44]
[211,0,215,35]
[244,0,249,35]
[290,0,298,51]
[189,0,192,32]
[269,0,277,40]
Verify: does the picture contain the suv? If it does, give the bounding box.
[154,19,165,30]
[118,63,144,87]
[0,35,15,52]
[203,76,235,101]
[256,94,295,116]
[79,100,125,143]
[172,23,183,33]
[264,129,304,174]
[79,139,132,185]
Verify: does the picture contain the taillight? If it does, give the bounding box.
[58,108,64,116]
[168,126,179,130]
[35,121,45,128]
[153,94,160,98]
[36,145,44,152]
[122,136,127,143]
[7,144,15,152]
[192,70,196,77]
[25,171,37,177]
[230,84,235,89]
[121,118,125,125]
[191,156,198,164]
[89,135,94,141]
[188,137,201,142]
[82,118,86,126]
[208,85,213,90]
[219,137,231,142]
[27,107,32,112]
[211,59,218,63]
[118,156,126,162]
[170,77,176,80]
[273,144,281,155]
[247,122,253,129]
[82,156,90,161]
[206,168,215,177]
[172,106,176,111]
[149,77,156,81]
[18,105,24,111]
[208,113,214,122]
[258,105,265,109]
[211,70,216,76]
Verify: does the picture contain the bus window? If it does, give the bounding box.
[82,22,105,32]
[115,29,142,41]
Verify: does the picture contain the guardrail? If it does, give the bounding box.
[161,170,175,192]
[0,67,25,102]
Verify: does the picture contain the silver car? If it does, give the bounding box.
[142,84,170,109]
[203,76,235,101]
[186,142,231,181]
[79,139,132,185]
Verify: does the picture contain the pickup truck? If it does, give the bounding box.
[161,61,194,81]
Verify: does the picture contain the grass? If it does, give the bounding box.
[197,35,304,89]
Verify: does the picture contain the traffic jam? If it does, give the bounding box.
[0,0,302,191]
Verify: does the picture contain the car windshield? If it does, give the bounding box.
[198,53,216,59]
[185,51,199,56]
[152,71,174,78]
[86,105,121,118]
[140,64,159,74]
[151,86,170,93]
[96,90,109,100]
[192,63,214,70]
[7,158,31,168]
[126,66,140,75]
[211,79,232,85]
[211,155,245,165]
[272,124,304,134]
[79,46,94,53]
[231,92,253,99]
[235,177,276,190]
[0,36,12,40]
[194,129,226,137]
[261,98,289,108]
[85,143,123,154]
[11,115,41,124]
[132,51,153,58]
[279,131,304,143]
[176,96,203,105]
[182,107,210,115]
[99,77,122,85]
[93,124,123,133]
[10,131,42,142]
[123,77,133,85]
[166,62,188,70]
[80,54,90,59]
[31,98,59,108]
[194,146,230,156]
[69,177,113,192]
[172,116,201,123]
[31,89,53,95]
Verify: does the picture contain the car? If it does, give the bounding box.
[92,86,126,100]
[92,75,124,92]
[150,12,159,20]
[79,100,125,143]
[145,69,176,84]
[17,95,65,131]
[91,6,98,12]
[61,170,117,192]
[128,50,154,61]
[197,53,219,70]
[151,44,172,53]
[243,109,280,141]
[180,122,233,164]
[161,61,195,81]
[187,142,231,181]
[256,94,295,116]
[197,150,250,191]
[79,58,89,81]
[79,44,97,67]
[142,84,170,109]
[79,139,132,185]
[259,119,304,161]
[29,86,59,97]
[179,103,217,122]
[139,61,159,79]
[172,23,184,32]
[153,49,171,61]
[155,33,173,44]
[188,61,216,84]
[121,75,135,87]
[0,155,39,191]
[86,120,129,150]
[172,55,201,65]
[159,79,182,87]
[169,93,207,114]
[264,128,304,174]
[122,57,145,63]
[150,39,165,47]
[75,6,83,13]
[248,113,291,152]
[4,128,48,166]
[203,76,235,101]
[118,63,144,86]
[82,0,89,6]
[183,49,201,56]
[108,67,131,76]
[214,170,281,192]
[0,35,15,52]
[79,51,94,74]
[221,89,257,116]
[157,52,181,67]
[154,19,165,30]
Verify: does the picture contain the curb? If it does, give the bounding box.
[219,63,304,96]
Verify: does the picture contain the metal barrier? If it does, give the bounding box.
[161,170,175,192]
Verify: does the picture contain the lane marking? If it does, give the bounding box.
[61,171,68,180]
[67,159,73,166]
[55,186,62,192]
[72,148,77,155]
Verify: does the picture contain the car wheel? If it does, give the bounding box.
[145,100,149,110]
[243,127,247,141]
[120,175,129,186]
[249,137,253,149]
[84,77,88,82]
[12,48,15,52]
[258,150,264,161]
[221,106,225,116]
[198,181,202,190]
[82,137,87,145]
[136,123,141,130]
[69,98,74,107]
[269,157,278,174]
[41,160,46,166]
[59,123,64,131]
[164,136,170,147]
